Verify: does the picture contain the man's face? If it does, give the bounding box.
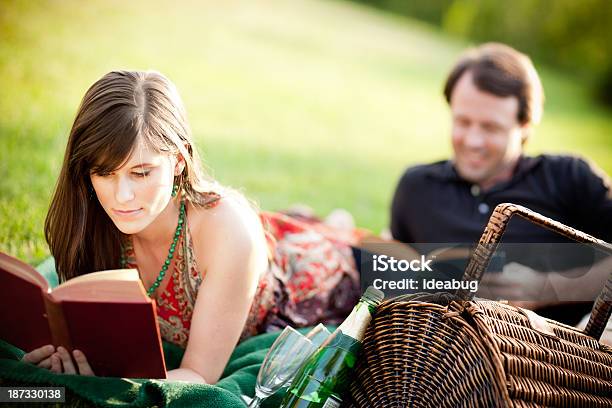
[450,71,527,188]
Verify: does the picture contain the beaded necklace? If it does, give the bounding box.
[120,200,186,297]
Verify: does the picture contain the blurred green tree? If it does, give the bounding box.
[351,0,612,105]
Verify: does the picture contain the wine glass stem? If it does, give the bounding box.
[247,395,263,408]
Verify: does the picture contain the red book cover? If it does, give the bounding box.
[0,252,167,378]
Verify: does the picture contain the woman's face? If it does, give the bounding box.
[90,140,178,235]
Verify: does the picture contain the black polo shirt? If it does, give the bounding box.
[391,154,612,245]
[390,155,611,325]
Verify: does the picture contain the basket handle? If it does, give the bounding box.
[456,202,612,341]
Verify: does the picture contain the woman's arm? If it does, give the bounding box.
[166,368,207,383]
[171,198,268,384]
[23,200,266,383]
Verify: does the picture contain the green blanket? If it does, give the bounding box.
[0,258,328,407]
[0,329,307,407]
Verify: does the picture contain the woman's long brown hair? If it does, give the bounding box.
[45,70,220,282]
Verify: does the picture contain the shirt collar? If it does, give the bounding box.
[426,155,544,186]
[425,160,461,181]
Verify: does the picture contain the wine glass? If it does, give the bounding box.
[277,323,331,393]
[305,323,331,349]
[247,326,316,408]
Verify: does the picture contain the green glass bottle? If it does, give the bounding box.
[280,286,384,408]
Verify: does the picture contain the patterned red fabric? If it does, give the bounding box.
[123,199,361,348]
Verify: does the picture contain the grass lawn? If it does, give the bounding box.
[1,0,611,265]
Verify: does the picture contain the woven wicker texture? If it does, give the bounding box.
[347,203,612,407]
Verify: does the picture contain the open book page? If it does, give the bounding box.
[428,246,472,261]
[355,235,420,260]
[51,269,150,303]
[356,236,473,262]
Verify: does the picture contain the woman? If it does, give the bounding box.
[21,70,361,383]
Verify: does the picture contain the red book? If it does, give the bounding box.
[0,252,167,379]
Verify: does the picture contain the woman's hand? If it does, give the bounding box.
[22,345,55,369]
[22,345,95,376]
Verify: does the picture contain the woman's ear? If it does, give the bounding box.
[174,154,186,176]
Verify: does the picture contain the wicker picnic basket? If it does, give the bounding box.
[347,203,612,407]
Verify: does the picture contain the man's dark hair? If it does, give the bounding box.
[444,43,544,125]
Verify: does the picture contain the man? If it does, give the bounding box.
[390,43,611,325]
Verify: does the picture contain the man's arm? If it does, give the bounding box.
[546,256,612,302]
[478,257,611,309]
[567,157,612,241]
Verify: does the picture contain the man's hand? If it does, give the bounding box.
[478,262,552,305]
[22,345,95,376]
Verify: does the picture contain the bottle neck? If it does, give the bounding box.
[337,301,374,342]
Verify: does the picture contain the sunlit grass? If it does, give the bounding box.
[1,0,610,264]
